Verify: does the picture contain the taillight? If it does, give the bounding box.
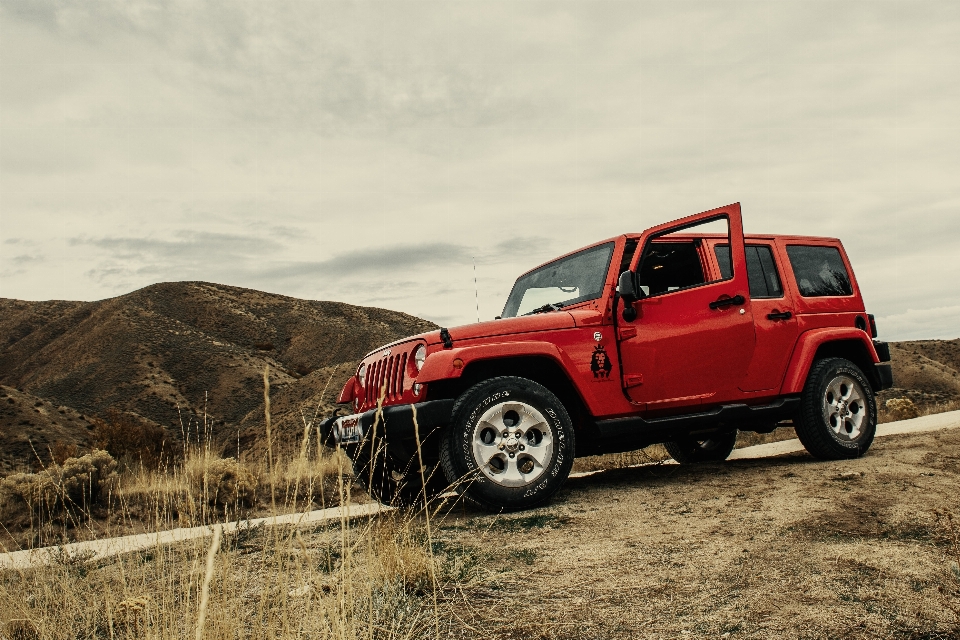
[868,314,878,338]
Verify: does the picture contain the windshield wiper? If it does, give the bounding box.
[524,302,566,316]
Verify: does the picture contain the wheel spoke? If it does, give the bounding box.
[478,418,502,435]
[474,442,501,465]
[524,441,551,466]
[828,380,844,404]
[500,457,526,486]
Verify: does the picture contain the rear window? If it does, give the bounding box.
[786,245,853,297]
[714,244,784,299]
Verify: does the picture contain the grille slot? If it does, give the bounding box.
[364,352,408,406]
[395,353,407,398]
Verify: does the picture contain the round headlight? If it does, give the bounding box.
[413,344,427,372]
[357,363,367,386]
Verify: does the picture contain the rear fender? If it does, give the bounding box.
[781,328,880,394]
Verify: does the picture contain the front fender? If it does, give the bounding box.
[417,341,568,383]
[780,328,880,394]
[337,378,357,404]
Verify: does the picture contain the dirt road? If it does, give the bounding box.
[430,411,960,638]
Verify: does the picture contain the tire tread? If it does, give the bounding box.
[440,376,574,512]
[795,357,876,460]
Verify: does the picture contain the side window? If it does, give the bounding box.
[637,241,706,296]
[714,244,783,299]
[786,245,853,297]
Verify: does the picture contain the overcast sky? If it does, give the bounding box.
[1,0,958,341]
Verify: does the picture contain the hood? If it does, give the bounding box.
[427,312,577,345]
[363,311,577,358]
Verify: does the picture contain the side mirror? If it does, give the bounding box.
[618,270,638,303]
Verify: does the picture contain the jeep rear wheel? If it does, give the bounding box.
[664,431,738,464]
[796,357,876,460]
[440,376,575,512]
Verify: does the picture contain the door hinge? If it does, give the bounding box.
[618,326,637,340]
[624,374,644,388]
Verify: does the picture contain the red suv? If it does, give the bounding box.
[322,203,892,511]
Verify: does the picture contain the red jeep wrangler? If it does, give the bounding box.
[322,203,892,511]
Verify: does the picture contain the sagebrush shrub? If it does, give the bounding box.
[187,456,257,507]
[0,450,117,520]
[885,397,920,421]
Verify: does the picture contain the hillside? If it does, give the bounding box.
[883,339,960,410]
[0,283,437,467]
[1,282,957,471]
[0,386,96,474]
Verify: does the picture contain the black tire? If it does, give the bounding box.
[440,376,575,512]
[796,357,876,460]
[348,431,448,508]
[664,431,738,464]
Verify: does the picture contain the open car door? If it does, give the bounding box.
[617,203,756,410]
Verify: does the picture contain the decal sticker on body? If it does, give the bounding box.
[591,344,613,379]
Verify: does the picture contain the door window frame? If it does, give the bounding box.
[631,213,735,300]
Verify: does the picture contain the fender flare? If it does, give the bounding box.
[337,378,357,404]
[780,328,880,394]
[417,341,573,383]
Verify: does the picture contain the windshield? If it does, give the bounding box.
[501,243,614,318]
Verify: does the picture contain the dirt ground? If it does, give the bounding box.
[418,427,960,639]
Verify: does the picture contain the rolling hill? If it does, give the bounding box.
[0,282,436,468]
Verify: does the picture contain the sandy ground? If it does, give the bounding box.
[4,413,959,638]
[427,413,960,639]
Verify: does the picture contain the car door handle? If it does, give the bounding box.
[766,310,793,320]
[709,294,745,310]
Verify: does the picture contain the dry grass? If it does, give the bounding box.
[0,445,351,552]
[0,509,450,639]
[3,379,960,638]
[0,371,458,640]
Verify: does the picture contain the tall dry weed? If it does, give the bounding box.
[0,364,461,639]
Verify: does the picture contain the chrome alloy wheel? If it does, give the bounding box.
[472,401,555,487]
[822,374,869,441]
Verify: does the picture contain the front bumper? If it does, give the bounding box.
[319,399,455,462]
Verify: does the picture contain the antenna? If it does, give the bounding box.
[473,257,480,323]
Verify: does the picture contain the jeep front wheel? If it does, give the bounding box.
[440,376,575,512]
[796,357,877,460]
[664,431,738,464]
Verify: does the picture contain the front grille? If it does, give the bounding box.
[364,352,407,406]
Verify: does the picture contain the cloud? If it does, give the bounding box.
[2,0,960,333]
[71,231,283,261]
[262,242,469,279]
[262,237,553,281]
[11,254,43,264]
[876,306,960,342]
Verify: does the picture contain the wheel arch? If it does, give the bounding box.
[782,329,882,394]
[426,354,592,439]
